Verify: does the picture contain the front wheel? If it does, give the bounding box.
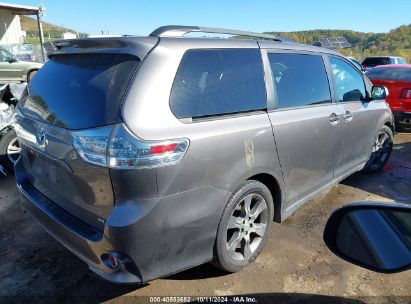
[213,180,274,273]
[363,125,393,173]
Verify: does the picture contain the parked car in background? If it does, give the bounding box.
[14,25,394,284]
[366,64,411,129]
[362,56,407,71]
[347,56,365,72]
[0,46,42,83]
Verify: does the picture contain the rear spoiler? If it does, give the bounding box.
[44,36,159,58]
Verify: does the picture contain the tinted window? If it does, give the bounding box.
[268,53,331,109]
[330,57,366,102]
[362,57,390,66]
[170,49,266,119]
[366,67,411,81]
[21,53,139,129]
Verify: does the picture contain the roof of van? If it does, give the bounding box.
[43,25,345,58]
[44,25,345,58]
[45,35,341,57]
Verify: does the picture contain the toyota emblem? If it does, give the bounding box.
[36,128,47,149]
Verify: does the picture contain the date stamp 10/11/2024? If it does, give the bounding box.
[150,296,258,303]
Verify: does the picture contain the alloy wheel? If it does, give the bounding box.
[226,193,269,261]
[369,131,392,171]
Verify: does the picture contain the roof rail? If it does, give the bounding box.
[150,25,286,42]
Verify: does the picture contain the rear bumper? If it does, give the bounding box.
[17,172,142,283]
[393,111,411,126]
[15,159,231,283]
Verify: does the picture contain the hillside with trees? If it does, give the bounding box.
[20,16,83,44]
[267,24,411,62]
[20,16,411,62]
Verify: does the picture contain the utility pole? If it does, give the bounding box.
[37,0,46,61]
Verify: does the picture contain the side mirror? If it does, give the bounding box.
[324,202,411,273]
[371,86,387,100]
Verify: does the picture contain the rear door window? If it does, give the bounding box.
[20,53,140,129]
[267,52,331,109]
[170,49,266,119]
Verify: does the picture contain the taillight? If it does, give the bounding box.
[72,124,189,169]
[72,126,112,167]
[400,88,411,99]
[150,143,177,155]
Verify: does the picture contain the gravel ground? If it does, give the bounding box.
[0,133,410,304]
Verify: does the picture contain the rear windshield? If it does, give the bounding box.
[362,57,390,66]
[366,67,411,81]
[20,53,139,129]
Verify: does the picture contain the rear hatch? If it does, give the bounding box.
[15,37,158,231]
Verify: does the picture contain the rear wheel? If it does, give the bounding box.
[0,129,20,173]
[27,70,37,82]
[213,180,274,272]
[363,125,393,173]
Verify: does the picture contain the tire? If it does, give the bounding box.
[363,125,393,173]
[0,129,20,173]
[395,122,411,132]
[213,180,274,273]
[27,70,37,82]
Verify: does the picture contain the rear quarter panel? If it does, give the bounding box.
[119,39,286,279]
[122,38,285,197]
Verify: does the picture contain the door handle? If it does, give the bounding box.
[329,113,340,124]
[343,111,353,122]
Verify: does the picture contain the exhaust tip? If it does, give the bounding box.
[102,252,120,270]
[108,253,119,269]
[99,252,143,281]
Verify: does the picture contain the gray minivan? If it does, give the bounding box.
[14,26,394,283]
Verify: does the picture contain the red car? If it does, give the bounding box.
[366,64,411,129]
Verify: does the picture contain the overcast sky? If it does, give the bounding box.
[9,0,411,35]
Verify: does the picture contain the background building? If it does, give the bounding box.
[0,2,40,44]
[0,2,44,61]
